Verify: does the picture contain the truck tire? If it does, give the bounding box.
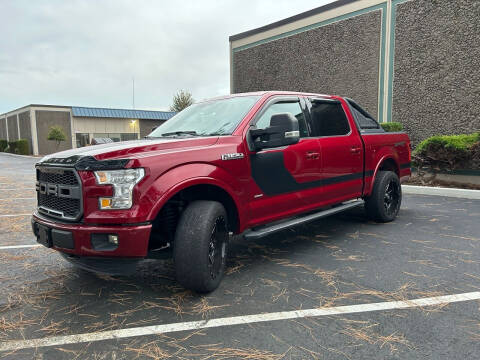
[173,201,228,293]
[365,171,402,222]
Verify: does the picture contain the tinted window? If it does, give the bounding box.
[255,101,309,137]
[346,99,380,129]
[310,102,350,136]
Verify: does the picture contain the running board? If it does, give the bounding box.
[243,199,364,240]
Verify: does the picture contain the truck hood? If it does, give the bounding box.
[39,136,219,163]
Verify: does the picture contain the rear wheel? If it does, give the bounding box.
[365,171,402,222]
[173,201,228,293]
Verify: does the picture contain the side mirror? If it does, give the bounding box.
[250,113,300,151]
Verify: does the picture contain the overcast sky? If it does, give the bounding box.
[0,0,335,114]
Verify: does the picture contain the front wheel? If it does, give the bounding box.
[173,201,229,293]
[365,171,402,222]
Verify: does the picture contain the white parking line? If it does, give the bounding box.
[0,245,41,250]
[0,198,35,201]
[0,189,35,191]
[0,291,479,352]
[0,214,31,218]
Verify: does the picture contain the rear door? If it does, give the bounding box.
[247,96,323,226]
[307,98,364,204]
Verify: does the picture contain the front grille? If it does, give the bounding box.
[37,169,78,185]
[38,193,80,217]
[36,167,82,221]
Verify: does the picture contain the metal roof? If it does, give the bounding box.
[71,106,176,120]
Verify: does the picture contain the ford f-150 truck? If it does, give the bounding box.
[32,91,411,292]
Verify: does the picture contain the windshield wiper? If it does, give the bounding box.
[161,131,198,137]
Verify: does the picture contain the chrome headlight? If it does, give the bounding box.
[94,168,145,209]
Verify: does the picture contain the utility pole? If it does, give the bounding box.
[132,77,135,109]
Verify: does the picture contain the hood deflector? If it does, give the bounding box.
[36,156,130,171]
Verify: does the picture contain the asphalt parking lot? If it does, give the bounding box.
[0,152,479,359]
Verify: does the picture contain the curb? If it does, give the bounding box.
[402,185,480,200]
[0,152,41,159]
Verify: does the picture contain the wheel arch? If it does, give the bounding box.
[367,156,400,196]
[145,166,243,251]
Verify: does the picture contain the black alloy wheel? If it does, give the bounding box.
[365,170,402,222]
[384,178,401,217]
[208,216,228,280]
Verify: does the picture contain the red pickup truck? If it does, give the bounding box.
[32,91,411,292]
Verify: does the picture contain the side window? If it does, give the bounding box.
[346,99,380,130]
[310,101,350,137]
[255,101,309,138]
[349,103,380,130]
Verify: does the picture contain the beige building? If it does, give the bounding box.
[0,104,175,155]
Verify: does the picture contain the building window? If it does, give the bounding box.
[121,133,138,141]
[76,133,90,148]
[91,133,139,143]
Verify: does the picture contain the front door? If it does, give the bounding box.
[246,97,323,226]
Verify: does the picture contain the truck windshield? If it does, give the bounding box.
[148,95,260,138]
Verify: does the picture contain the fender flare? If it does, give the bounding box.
[144,163,244,225]
[367,154,400,196]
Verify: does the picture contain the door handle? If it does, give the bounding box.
[305,151,320,160]
[350,147,361,154]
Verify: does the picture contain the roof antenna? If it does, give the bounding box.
[132,77,135,109]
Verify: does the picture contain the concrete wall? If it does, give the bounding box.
[232,10,382,117]
[230,0,480,144]
[35,110,72,155]
[139,119,166,138]
[0,118,6,140]
[18,111,32,154]
[391,0,480,144]
[7,115,18,141]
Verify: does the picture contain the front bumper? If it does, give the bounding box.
[31,212,152,258]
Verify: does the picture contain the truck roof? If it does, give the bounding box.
[201,91,336,103]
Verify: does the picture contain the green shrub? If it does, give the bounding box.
[48,126,67,150]
[380,122,403,132]
[413,132,480,171]
[0,139,7,152]
[16,139,30,155]
[7,141,17,154]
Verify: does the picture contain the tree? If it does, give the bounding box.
[47,126,67,151]
[170,90,194,112]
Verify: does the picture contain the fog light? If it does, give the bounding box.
[108,234,119,245]
[91,233,119,251]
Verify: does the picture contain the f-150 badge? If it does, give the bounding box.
[221,153,244,160]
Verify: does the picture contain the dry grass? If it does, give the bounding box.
[270,258,337,288]
[0,313,38,340]
[156,291,193,316]
[339,322,410,353]
[192,344,287,360]
[191,298,229,319]
[126,341,174,359]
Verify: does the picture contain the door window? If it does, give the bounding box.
[310,101,350,137]
[255,101,309,138]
